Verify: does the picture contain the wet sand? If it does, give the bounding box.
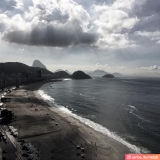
[1,80,130,160]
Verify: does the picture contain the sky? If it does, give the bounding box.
[0,0,160,76]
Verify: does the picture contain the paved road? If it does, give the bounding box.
[1,125,25,160]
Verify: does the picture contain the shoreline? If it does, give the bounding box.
[37,80,146,154]
[1,79,130,160]
[35,80,132,155]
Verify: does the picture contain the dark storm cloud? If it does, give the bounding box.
[2,24,97,47]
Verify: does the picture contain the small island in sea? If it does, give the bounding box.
[102,74,115,78]
[71,70,92,79]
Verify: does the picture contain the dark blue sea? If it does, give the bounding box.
[38,78,160,153]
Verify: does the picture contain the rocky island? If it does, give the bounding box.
[103,74,115,78]
[72,71,91,79]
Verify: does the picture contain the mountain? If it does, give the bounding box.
[88,69,107,77]
[103,74,115,78]
[72,71,91,79]
[112,73,123,77]
[54,71,71,78]
[54,69,71,75]
[32,60,46,69]
[65,70,72,75]
[54,69,63,72]
[0,62,53,76]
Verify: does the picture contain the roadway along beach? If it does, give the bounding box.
[1,80,131,160]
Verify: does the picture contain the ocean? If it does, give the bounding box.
[38,77,160,153]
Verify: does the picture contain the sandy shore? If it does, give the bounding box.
[1,80,130,160]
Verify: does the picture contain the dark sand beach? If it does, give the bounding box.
[0,80,130,160]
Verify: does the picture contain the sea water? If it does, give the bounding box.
[38,77,160,153]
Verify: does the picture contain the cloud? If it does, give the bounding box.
[157,40,160,44]
[89,0,139,48]
[0,0,160,50]
[18,48,25,51]
[130,0,160,35]
[0,0,17,12]
[95,63,125,71]
[2,21,97,47]
[135,31,160,44]
[0,0,141,48]
[132,0,160,18]
[139,65,160,70]
[135,31,160,37]
[1,0,97,47]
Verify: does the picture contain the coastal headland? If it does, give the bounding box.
[0,79,130,160]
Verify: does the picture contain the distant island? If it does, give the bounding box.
[72,71,91,79]
[103,74,115,78]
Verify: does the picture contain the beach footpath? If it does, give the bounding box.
[0,80,130,160]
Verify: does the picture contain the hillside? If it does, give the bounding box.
[54,71,71,78]
[0,62,53,76]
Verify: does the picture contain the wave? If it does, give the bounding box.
[131,112,150,122]
[63,79,72,81]
[67,91,95,100]
[122,81,147,85]
[125,105,150,123]
[37,86,150,154]
[79,93,95,100]
[124,105,160,138]
[128,105,137,111]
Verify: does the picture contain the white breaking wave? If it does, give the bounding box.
[38,85,150,154]
[128,105,137,111]
[79,93,95,100]
[126,105,150,123]
[63,79,72,81]
[131,112,150,122]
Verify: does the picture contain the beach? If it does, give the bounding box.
[1,80,130,160]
